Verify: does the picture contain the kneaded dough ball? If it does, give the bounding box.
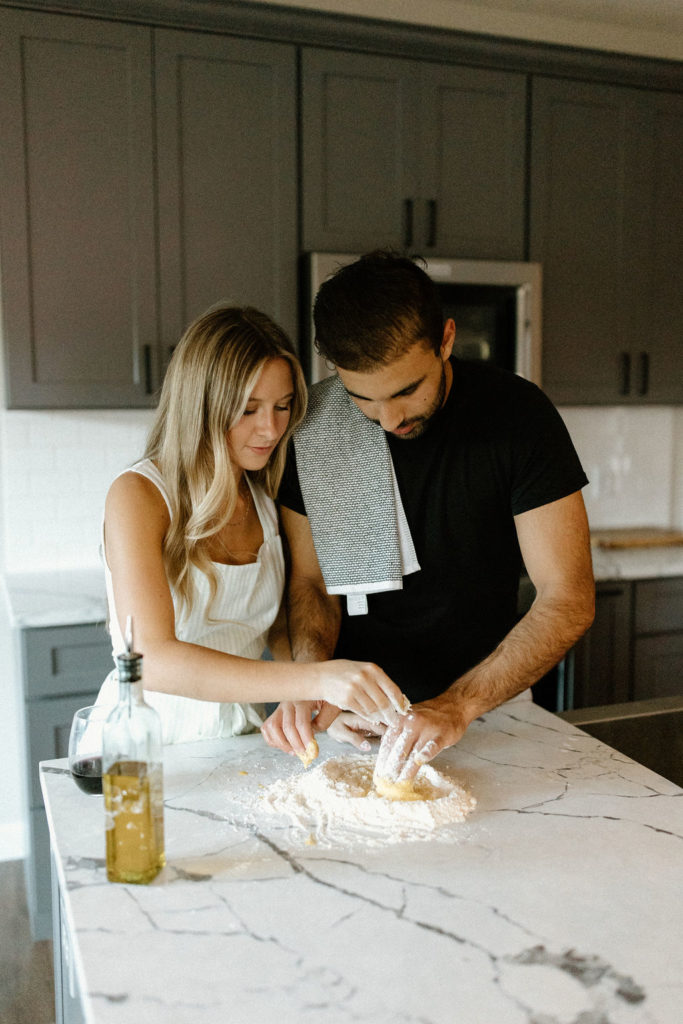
[374,776,422,801]
[297,739,319,768]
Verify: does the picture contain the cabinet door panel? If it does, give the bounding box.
[571,582,632,708]
[301,49,417,253]
[23,623,112,699]
[530,79,632,405]
[633,634,683,700]
[421,65,526,259]
[634,577,683,634]
[0,11,158,407]
[156,31,297,347]
[636,92,683,403]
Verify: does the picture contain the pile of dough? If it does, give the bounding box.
[297,739,319,768]
[374,776,422,801]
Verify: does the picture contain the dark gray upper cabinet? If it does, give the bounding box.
[636,90,683,404]
[530,77,683,405]
[0,11,297,409]
[301,49,526,258]
[0,10,158,408]
[154,29,297,359]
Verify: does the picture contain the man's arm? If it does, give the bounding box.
[374,490,595,782]
[261,506,343,753]
[281,506,342,663]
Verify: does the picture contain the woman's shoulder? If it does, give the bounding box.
[106,463,170,526]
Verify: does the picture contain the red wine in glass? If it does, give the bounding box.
[68,705,107,796]
[70,756,103,795]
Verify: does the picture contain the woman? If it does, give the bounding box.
[96,305,406,744]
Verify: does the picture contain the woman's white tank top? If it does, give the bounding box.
[97,458,284,743]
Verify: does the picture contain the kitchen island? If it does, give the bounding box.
[41,700,682,1024]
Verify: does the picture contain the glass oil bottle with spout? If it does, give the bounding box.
[102,617,165,884]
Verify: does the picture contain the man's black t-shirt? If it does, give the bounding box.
[279,359,588,703]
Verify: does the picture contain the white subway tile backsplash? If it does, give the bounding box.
[1,408,153,572]
[559,406,675,529]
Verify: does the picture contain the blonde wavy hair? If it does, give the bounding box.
[144,306,307,617]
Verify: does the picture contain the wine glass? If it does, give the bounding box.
[68,705,108,795]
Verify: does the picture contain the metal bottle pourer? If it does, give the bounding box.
[116,615,143,682]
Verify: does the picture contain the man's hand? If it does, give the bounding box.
[328,712,387,751]
[261,700,341,756]
[373,695,470,783]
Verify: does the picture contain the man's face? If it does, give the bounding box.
[336,320,455,440]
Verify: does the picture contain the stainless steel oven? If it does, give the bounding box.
[305,252,542,386]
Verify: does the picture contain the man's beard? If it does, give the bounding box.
[374,362,447,440]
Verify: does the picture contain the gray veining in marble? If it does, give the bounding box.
[41,701,683,1024]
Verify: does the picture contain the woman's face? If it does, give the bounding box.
[227,357,294,471]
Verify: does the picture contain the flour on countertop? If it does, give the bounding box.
[259,754,476,847]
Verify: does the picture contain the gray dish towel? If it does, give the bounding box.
[293,374,420,616]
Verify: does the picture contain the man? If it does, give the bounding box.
[262,251,594,783]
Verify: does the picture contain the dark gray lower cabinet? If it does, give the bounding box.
[571,581,633,708]
[570,576,683,709]
[633,577,683,699]
[18,623,112,940]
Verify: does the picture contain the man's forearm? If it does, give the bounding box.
[287,576,341,663]
[442,590,595,723]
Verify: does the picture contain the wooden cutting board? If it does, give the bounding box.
[591,528,683,549]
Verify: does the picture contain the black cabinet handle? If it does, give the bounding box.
[403,199,413,248]
[426,199,437,247]
[619,351,631,396]
[638,351,649,396]
[142,344,153,395]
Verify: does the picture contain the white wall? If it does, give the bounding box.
[1,409,154,573]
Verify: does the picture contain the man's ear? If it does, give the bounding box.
[441,318,456,361]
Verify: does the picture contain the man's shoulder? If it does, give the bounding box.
[452,360,550,416]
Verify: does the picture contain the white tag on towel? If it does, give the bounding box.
[346,593,369,616]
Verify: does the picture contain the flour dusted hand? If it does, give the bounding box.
[374,696,468,785]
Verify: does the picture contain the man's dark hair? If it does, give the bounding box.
[313,250,444,371]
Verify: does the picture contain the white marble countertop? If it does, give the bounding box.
[1,567,106,628]
[41,701,683,1024]
[591,543,683,581]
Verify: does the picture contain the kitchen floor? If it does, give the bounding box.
[0,860,55,1024]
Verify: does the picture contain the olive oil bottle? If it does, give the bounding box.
[103,618,165,884]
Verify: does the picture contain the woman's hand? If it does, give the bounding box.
[260,662,407,757]
[261,700,340,755]
[317,659,409,725]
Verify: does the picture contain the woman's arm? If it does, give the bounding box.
[104,472,406,716]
